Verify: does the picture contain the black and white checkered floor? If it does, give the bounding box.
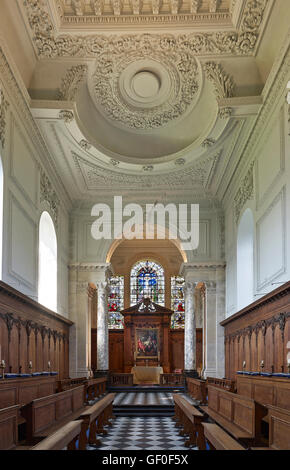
[88,416,198,451]
[113,391,174,406]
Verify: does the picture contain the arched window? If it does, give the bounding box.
[130,260,165,306]
[0,157,3,279]
[38,211,57,311]
[237,208,254,310]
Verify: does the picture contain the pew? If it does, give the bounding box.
[202,423,246,450]
[251,405,290,450]
[173,394,206,450]
[85,378,107,403]
[186,377,207,404]
[77,393,116,449]
[236,374,290,410]
[160,373,185,386]
[0,405,20,450]
[31,421,82,450]
[109,373,133,387]
[57,377,87,393]
[206,377,236,393]
[21,385,86,443]
[201,385,268,446]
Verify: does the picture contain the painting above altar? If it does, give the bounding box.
[136,328,159,358]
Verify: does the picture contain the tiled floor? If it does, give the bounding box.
[88,416,198,451]
[113,391,174,406]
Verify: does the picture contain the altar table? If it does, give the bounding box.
[131,366,164,384]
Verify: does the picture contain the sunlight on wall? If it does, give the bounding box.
[237,208,254,310]
[38,211,57,311]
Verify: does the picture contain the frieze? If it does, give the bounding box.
[0,88,9,148]
[22,0,268,58]
[225,312,290,344]
[0,312,68,342]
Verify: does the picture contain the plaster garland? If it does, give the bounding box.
[23,0,268,58]
[0,88,9,148]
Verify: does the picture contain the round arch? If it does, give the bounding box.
[237,208,254,310]
[38,211,57,311]
[105,223,188,264]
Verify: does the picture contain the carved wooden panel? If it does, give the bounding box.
[0,281,72,379]
[221,282,290,380]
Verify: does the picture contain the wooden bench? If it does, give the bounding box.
[85,378,107,402]
[202,423,246,450]
[236,374,290,410]
[31,421,82,450]
[0,405,20,450]
[21,385,86,443]
[109,373,133,387]
[201,385,268,446]
[77,393,116,449]
[186,377,207,404]
[160,374,185,386]
[57,377,87,393]
[207,377,236,393]
[251,405,290,450]
[173,394,206,449]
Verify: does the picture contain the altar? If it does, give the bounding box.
[121,298,173,373]
[131,366,164,385]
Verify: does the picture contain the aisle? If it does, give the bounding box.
[89,416,197,451]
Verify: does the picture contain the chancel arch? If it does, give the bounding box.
[38,211,58,312]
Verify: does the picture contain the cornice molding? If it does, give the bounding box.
[22,0,268,58]
[0,87,9,148]
[0,39,72,211]
[222,27,290,205]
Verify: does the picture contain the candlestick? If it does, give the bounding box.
[48,361,51,371]
[260,360,264,373]
[0,359,5,380]
[242,361,246,370]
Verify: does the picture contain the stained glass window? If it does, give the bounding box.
[171,276,185,329]
[108,276,124,329]
[130,260,165,306]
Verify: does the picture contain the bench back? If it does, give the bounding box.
[207,377,235,393]
[267,405,290,450]
[22,385,85,439]
[208,385,266,437]
[78,393,115,423]
[186,377,207,403]
[0,405,19,450]
[31,420,82,450]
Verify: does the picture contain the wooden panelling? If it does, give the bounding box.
[0,405,19,450]
[221,282,290,380]
[0,376,56,409]
[103,328,202,373]
[0,281,72,379]
[236,374,290,410]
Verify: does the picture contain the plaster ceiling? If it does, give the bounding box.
[10,0,288,201]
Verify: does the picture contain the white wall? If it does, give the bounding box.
[225,83,290,318]
[0,40,70,316]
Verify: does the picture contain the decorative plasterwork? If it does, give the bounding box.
[58,64,88,101]
[72,149,221,191]
[22,0,269,57]
[287,80,290,136]
[234,161,254,222]
[0,88,9,148]
[40,170,60,227]
[90,38,201,129]
[59,109,74,122]
[53,0,232,24]
[203,62,235,100]
[0,43,71,207]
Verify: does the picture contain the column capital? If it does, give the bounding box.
[179,262,226,279]
[184,281,198,293]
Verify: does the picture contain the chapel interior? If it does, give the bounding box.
[0,0,290,451]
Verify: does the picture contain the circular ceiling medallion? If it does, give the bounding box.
[132,71,160,98]
[88,35,202,131]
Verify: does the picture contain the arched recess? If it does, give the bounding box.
[0,156,3,279]
[38,211,57,311]
[237,208,254,310]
